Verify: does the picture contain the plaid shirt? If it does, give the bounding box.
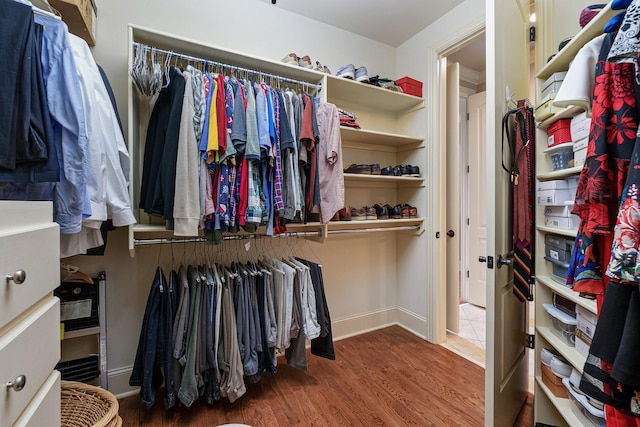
[245,160,262,225]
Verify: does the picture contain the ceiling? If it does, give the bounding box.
[448,36,486,72]
[262,0,466,47]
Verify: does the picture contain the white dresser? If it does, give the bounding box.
[0,201,61,427]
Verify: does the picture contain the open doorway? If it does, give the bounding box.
[441,33,487,367]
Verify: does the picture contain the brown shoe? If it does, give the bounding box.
[344,164,371,174]
[398,204,410,219]
[330,211,340,221]
[339,207,352,221]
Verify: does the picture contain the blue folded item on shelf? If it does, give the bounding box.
[604,12,626,32]
[612,0,632,10]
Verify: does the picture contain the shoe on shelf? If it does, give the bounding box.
[323,65,332,74]
[336,64,356,79]
[344,163,371,174]
[298,55,313,69]
[402,204,418,218]
[282,53,299,65]
[370,164,381,175]
[355,66,369,83]
[407,165,420,177]
[364,206,377,220]
[314,60,325,72]
[339,207,352,221]
[386,204,402,219]
[398,204,410,219]
[330,211,340,221]
[373,204,389,220]
[380,166,393,176]
[399,164,410,175]
[351,206,366,221]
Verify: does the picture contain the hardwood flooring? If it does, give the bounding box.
[118,326,533,426]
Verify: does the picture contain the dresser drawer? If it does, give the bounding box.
[0,298,60,426]
[14,370,60,427]
[0,222,59,330]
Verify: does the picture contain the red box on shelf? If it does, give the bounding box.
[396,76,423,97]
[546,118,572,147]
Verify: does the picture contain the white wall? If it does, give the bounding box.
[395,0,485,342]
[73,0,406,396]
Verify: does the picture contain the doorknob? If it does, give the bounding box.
[498,254,514,269]
[446,230,455,237]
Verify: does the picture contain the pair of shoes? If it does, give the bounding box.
[380,164,420,177]
[344,163,381,175]
[350,206,377,221]
[314,60,331,74]
[373,204,388,220]
[281,53,313,69]
[336,64,370,82]
[383,204,418,219]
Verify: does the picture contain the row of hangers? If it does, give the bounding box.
[130,42,321,97]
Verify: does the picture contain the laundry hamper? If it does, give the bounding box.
[61,381,122,427]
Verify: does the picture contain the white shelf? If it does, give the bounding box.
[326,75,425,114]
[63,326,101,340]
[536,276,598,315]
[536,3,617,79]
[343,173,424,185]
[537,106,586,131]
[340,127,423,147]
[537,166,582,181]
[536,376,590,427]
[536,225,578,237]
[536,326,586,373]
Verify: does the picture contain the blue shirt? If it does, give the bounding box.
[34,15,89,233]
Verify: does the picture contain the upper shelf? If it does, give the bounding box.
[537,106,585,131]
[340,127,423,147]
[537,276,597,314]
[326,75,425,114]
[130,25,325,85]
[537,166,582,181]
[536,3,617,79]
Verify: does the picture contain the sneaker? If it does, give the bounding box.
[344,163,371,174]
[355,66,369,83]
[281,53,299,65]
[351,206,366,221]
[336,64,355,79]
[370,164,381,175]
[407,165,420,177]
[298,55,313,69]
[373,204,389,220]
[364,206,377,220]
[338,207,352,221]
[323,65,332,74]
[314,60,324,72]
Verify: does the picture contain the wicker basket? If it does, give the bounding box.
[61,381,121,427]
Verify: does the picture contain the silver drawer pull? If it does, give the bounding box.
[5,375,26,392]
[5,270,26,285]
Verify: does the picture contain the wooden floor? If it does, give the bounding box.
[119,326,533,426]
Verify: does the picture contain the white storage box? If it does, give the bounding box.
[574,146,587,168]
[541,72,567,99]
[570,111,591,142]
[537,180,572,206]
[544,204,573,218]
[543,303,577,345]
[567,177,578,200]
[536,94,562,122]
[576,305,597,339]
[573,136,588,152]
[544,214,579,230]
[575,328,592,359]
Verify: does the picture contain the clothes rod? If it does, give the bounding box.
[132,42,321,90]
[133,230,323,246]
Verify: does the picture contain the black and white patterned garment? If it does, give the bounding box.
[608,0,640,63]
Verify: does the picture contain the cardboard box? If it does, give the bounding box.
[571,112,591,142]
[541,71,567,99]
[541,363,568,398]
[49,0,97,46]
[573,146,587,168]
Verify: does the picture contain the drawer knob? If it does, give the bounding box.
[5,270,26,285]
[5,375,26,392]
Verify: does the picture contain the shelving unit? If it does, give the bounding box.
[533,2,612,425]
[127,25,426,255]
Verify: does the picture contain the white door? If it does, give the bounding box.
[446,62,461,333]
[468,91,487,308]
[485,0,530,425]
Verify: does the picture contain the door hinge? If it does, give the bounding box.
[527,278,535,302]
[467,165,470,173]
[466,270,469,278]
[526,334,535,349]
[467,112,470,120]
[467,218,470,226]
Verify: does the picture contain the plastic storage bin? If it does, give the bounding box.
[545,142,574,171]
[562,378,606,426]
[547,118,572,147]
[396,76,422,97]
[543,303,577,345]
[544,256,570,284]
[545,234,575,263]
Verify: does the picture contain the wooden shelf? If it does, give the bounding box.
[326,75,424,114]
[340,127,423,147]
[63,326,101,340]
[536,3,617,79]
[343,173,424,186]
[327,218,424,234]
[536,276,597,315]
[537,166,582,181]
